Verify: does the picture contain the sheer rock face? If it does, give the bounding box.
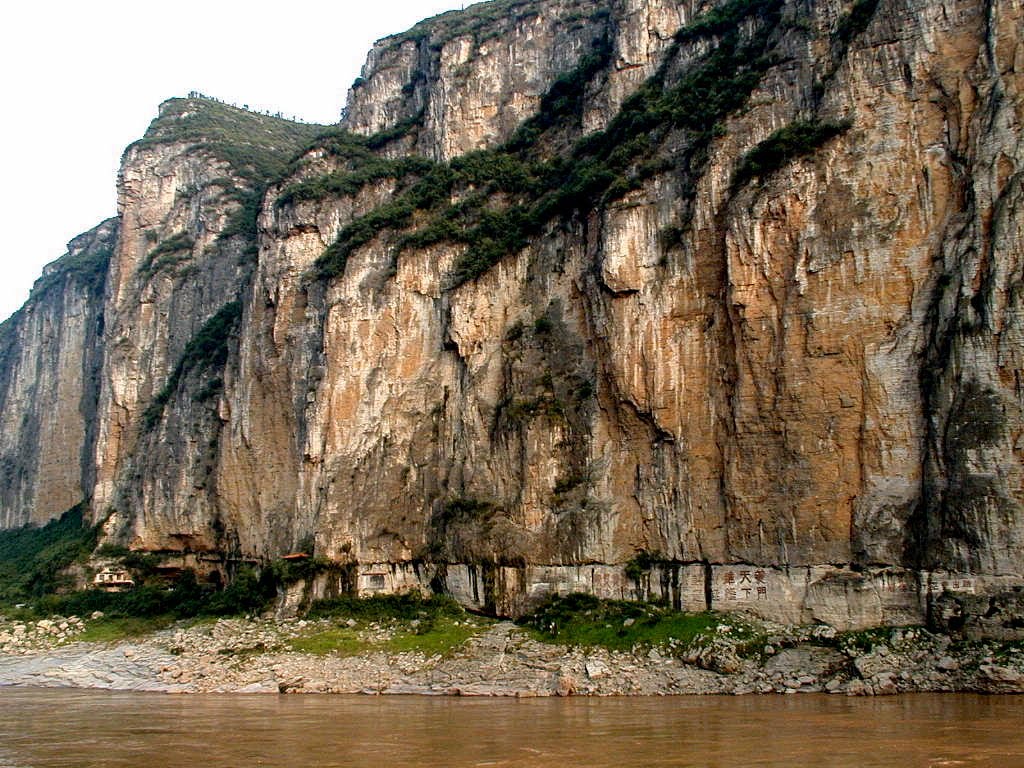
[0,221,114,528]
[86,99,322,555]
[222,0,1024,611]
[1,0,1022,623]
[91,139,249,550]
[344,0,688,160]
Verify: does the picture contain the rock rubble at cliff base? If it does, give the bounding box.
[1,615,1021,697]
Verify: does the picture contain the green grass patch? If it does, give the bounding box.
[287,627,367,656]
[383,615,487,655]
[291,594,490,656]
[518,593,736,653]
[74,615,176,643]
[287,615,487,657]
[305,592,464,622]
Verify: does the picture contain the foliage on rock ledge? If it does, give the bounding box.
[31,238,116,297]
[303,0,819,288]
[131,97,326,185]
[142,300,243,432]
[518,593,764,657]
[731,119,851,189]
[33,566,279,624]
[137,231,195,278]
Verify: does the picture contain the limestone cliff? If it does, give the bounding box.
[1,0,1022,628]
[0,220,114,528]
[90,98,322,559]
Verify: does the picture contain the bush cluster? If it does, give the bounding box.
[137,232,195,278]
[0,504,98,604]
[36,566,278,620]
[0,505,389,624]
[32,240,114,297]
[518,593,724,652]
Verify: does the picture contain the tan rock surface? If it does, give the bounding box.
[0,0,1021,625]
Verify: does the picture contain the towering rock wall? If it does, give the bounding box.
[0,0,1021,627]
[90,99,323,557]
[218,0,1024,622]
[0,220,114,528]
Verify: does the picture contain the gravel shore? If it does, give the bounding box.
[2,614,1022,696]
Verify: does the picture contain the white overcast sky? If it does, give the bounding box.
[0,0,471,322]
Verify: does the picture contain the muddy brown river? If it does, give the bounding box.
[0,689,1020,767]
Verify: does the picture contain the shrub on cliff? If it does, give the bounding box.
[0,503,98,605]
[198,567,278,617]
[731,119,851,189]
[141,300,243,431]
[310,0,789,288]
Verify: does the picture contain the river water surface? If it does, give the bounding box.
[0,689,1020,767]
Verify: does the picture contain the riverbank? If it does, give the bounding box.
[1,612,1022,696]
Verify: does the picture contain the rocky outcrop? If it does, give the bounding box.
[90,99,322,556]
[0,0,1021,627]
[0,220,114,527]
[218,0,1024,621]
[344,0,686,160]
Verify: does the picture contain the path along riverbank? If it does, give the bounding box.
[2,613,1022,696]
